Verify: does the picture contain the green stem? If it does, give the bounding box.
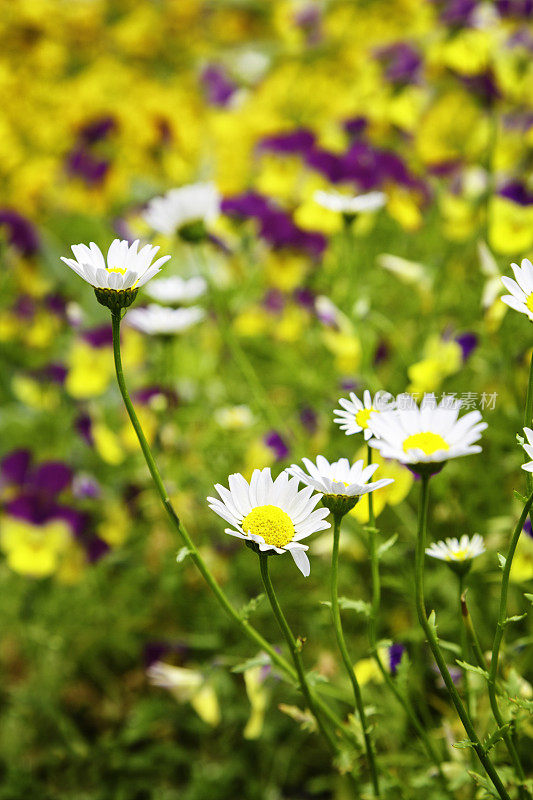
[110,312,352,744]
[258,553,338,755]
[488,491,533,799]
[332,513,381,797]
[415,474,511,800]
[458,575,472,719]
[523,352,533,504]
[366,448,449,790]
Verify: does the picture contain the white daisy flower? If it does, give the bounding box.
[287,456,393,498]
[143,182,220,237]
[144,275,207,305]
[126,304,204,335]
[367,398,487,469]
[501,258,533,321]
[314,190,386,215]
[61,238,170,297]
[334,390,396,440]
[207,468,331,576]
[426,534,486,563]
[520,427,533,472]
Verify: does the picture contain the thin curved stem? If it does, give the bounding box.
[258,554,338,753]
[365,449,449,790]
[458,575,472,719]
[332,513,380,797]
[488,492,533,799]
[110,311,354,747]
[415,474,511,800]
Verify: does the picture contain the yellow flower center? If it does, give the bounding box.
[403,432,449,456]
[242,505,295,548]
[527,294,533,314]
[355,407,375,429]
[107,266,127,275]
[450,548,468,561]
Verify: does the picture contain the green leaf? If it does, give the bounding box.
[231,652,271,674]
[504,613,527,625]
[176,547,192,564]
[508,696,533,712]
[239,593,264,621]
[483,723,512,752]
[497,553,506,570]
[469,772,501,799]
[456,659,489,679]
[524,593,533,604]
[514,489,527,502]
[377,533,398,558]
[453,738,476,750]
[428,610,438,635]
[321,598,371,616]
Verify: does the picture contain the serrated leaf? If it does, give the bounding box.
[231,652,271,674]
[453,738,477,749]
[377,533,398,558]
[176,547,192,563]
[469,771,500,799]
[508,696,533,712]
[239,593,264,621]
[456,659,489,679]
[483,723,512,752]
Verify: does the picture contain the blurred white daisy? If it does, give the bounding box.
[334,390,396,440]
[501,258,533,321]
[367,398,487,468]
[143,182,220,238]
[426,534,485,563]
[207,468,331,576]
[314,190,386,215]
[521,427,533,472]
[126,304,205,335]
[144,275,207,305]
[287,456,393,498]
[61,239,170,291]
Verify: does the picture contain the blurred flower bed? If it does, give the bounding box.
[1,0,533,798]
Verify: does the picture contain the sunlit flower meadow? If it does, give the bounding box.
[1,1,533,798]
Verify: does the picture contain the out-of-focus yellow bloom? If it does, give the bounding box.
[56,542,86,584]
[387,86,426,132]
[386,186,423,231]
[244,439,276,479]
[233,307,269,338]
[121,406,157,451]
[214,405,254,430]
[489,197,533,255]
[243,666,269,740]
[265,251,309,291]
[92,422,124,466]
[354,644,392,685]
[416,91,489,165]
[510,535,533,583]
[294,198,342,235]
[65,341,114,399]
[255,154,305,203]
[0,516,71,578]
[12,375,60,411]
[97,502,130,548]
[275,306,308,342]
[407,335,462,395]
[440,193,480,241]
[351,448,413,524]
[436,29,492,76]
[322,330,362,374]
[148,662,220,727]
[121,327,145,370]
